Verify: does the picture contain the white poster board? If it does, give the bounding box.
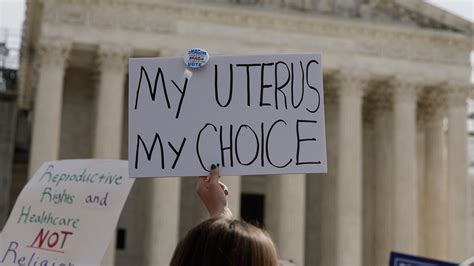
[129,54,327,177]
[461,256,474,266]
[0,160,134,266]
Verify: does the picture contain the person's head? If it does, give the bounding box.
[170,218,279,266]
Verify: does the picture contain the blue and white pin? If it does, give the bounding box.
[183,48,209,79]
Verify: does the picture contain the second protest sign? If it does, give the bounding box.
[129,53,327,177]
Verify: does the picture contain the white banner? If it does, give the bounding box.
[129,53,327,177]
[0,160,134,266]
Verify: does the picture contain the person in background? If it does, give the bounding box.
[170,165,279,266]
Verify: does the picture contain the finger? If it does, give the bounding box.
[209,166,220,183]
[219,181,229,196]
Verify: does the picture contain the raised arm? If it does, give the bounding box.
[196,165,233,219]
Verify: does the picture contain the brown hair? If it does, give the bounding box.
[170,218,279,266]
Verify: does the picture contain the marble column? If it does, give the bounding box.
[305,173,323,265]
[416,111,426,256]
[335,0,358,16]
[336,74,364,266]
[178,177,198,239]
[28,38,71,177]
[178,177,210,239]
[317,0,334,13]
[144,178,181,266]
[392,82,418,253]
[446,88,470,260]
[320,88,338,266]
[94,44,130,266]
[369,87,394,266]
[265,174,306,266]
[305,82,338,266]
[94,44,130,159]
[420,92,448,259]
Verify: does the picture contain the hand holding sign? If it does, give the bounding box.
[196,165,232,219]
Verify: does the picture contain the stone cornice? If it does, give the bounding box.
[39,0,471,66]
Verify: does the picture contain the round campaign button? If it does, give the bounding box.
[184,48,209,68]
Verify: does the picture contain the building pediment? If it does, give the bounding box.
[365,0,472,34]
[36,0,472,34]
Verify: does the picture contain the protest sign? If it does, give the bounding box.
[129,53,327,177]
[0,160,134,266]
[389,252,457,266]
[461,257,474,266]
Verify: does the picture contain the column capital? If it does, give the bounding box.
[445,85,470,108]
[97,44,132,73]
[324,87,339,105]
[392,79,420,103]
[368,86,393,112]
[323,71,339,105]
[364,86,392,125]
[418,89,445,125]
[38,37,72,66]
[337,71,369,98]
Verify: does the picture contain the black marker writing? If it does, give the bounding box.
[171,78,189,119]
[214,64,234,107]
[296,119,321,165]
[134,66,170,110]
[135,133,164,170]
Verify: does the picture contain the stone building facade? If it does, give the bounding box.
[0,89,17,230]
[15,0,473,265]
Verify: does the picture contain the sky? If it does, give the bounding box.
[0,0,25,68]
[0,0,472,69]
